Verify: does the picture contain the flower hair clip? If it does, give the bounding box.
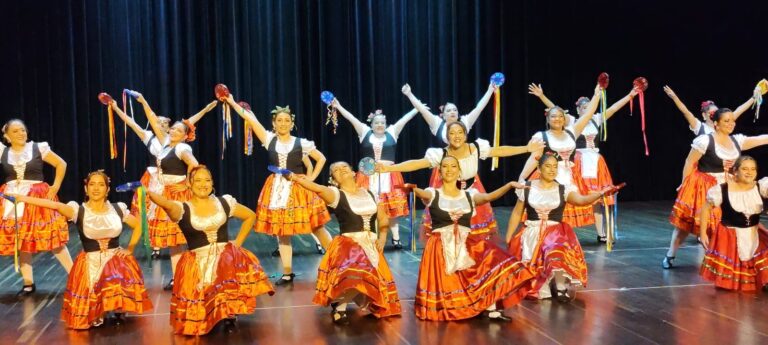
[366,109,383,123]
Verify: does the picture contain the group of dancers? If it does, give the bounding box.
[1,77,767,335]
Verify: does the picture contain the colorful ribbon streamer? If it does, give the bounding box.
[410,191,416,253]
[491,88,501,171]
[752,79,767,122]
[244,123,253,155]
[221,103,232,159]
[600,89,608,141]
[137,186,151,260]
[107,104,118,159]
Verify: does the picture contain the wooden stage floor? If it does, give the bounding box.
[1,201,767,345]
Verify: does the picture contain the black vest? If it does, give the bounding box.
[697,134,740,173]
[541,130,576,162]
[439,143,479,186]
[697,122,710,136]
[428,190,474,230]
[360,130,396,161]
[1,143,44,183]
[330,189,377,234]
[575,119,600,149]
[146,134,158,168]
[158,146,188,175]
[434,120,448,145]
[719,183,764,228]
[76,203,124,253]
[267,136,306,174]
[523,182,566,223]
[178,197,231,251]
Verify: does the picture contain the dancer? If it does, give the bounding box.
[663,85,763,136]
[331,98,419,249]
[10,171,152,328]
[379,121,542,236]
[224,94,332,285]
[518,85,602,228]
[149,165,274,335]
[507,153,619,302]
[0,119,72,296]
[409,155,534,321]
[289,162,401,324]
[699,156,768,291]
[401,82,496,144]
[529,83,638,242]
[665,108,768,268]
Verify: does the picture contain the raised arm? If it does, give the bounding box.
[403,184,433,205]
[389,108,419,137]
[289,174,336,204]
[135,94,168,144]
[663,86,700,130]
[402,84,440,130]
[572,85,601,137]
[505,200,525,244]
[604,88,639,120]
[10,194,74,219]
[148,192,183,222]
[377,158,431,173]
[331,98,368,138]
[109,102,149,142]
[186,100,218,125]
[488,138,545,158]
[473,181,528,205]
[732,85,765,120]
[463,83,497,128]
[224,94,269,145]
[306,149,326,182]
[741,134,768,151]
[231,203,257,246]
[528,83,556,109]
[42,150,67,200]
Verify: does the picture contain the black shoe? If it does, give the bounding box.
[316,243,326,255]
[151,250,161,260]
[163,279,174,291]
[222,318,237,333]
[16,284,35,297]
[112,312,126,326]
[482,310,512,322]
[662,256,675,269]
[392,239,403,250]
[331,310,350,325]
[555,288,575,303]
[275,273,295,286]
[597,236,607,243]
[271,248,280,257]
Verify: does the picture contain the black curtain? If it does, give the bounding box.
[2,0,768,207]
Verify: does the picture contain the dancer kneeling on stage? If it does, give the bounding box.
[507,153,619,302]
[699,156,768,292]
[289,161,401,325]
[148,165,274,335]
[409,155,534,321]
[10,170,152,329]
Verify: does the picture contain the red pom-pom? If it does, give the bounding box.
[633,77,648,92]
[215,84,230,100]
[598,72,610,89]
[238,101,252,111]
[98,92,114,105]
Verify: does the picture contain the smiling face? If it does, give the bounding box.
[330,162,355,185]
[438,156,461,184]
[441,103,459,123]
[537,155,559,183]
[3,120,28,147]
[547,108,566,130]
[733,158,757,184]
[446,122,467,149]
[84,173,109,202]
[158,116,171,133]
[371,115,387,135]
[169,122,188,143]
[713,111,735,135]
[272,112,294,135]
[189,168,213,198]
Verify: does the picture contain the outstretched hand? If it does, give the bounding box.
[527,138,545,153]
[528,83,544,97]
[663,85,677,99]
[203,100,218,112]
[401,84,412,96]
[375,162,389,173]
[506,181,529,190]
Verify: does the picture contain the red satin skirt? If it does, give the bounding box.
[355,171,409,218]
[254,174,331,236]
[576,151,615,206]
[670,170,720,235]
[700,224,768,291]
[0,182,68,255]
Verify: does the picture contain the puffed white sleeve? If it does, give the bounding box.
[475,139,491,160]
[424,187,437,207]
[689,119,703,135]
[515,187,525,202]
[174,143,193,158]
[758,177,768,198]
[37,141,51,159]
[262,131,276,149]
[428,116,443,135]
[733,134,747,149]
[117,202,130,221]
[706,185,723,207]
[424,148,443,168]
[221,195,237,217]
[173,201,185,220]
[300,138,317,155]
[691,135,709,154]
[563,184,579,200]
[66,201,80,222]
[327,187,341,208]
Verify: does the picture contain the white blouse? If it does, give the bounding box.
[425,187,477,274]
[516,181,578,262]
[424,139,491,181]
[329,187,381,267]
[0,141,51,165]
[531,130,577,185]
[706,179,768,261]
[429,116,475,145]
[67,202,129,240]
[263,132,316,155]
[689,119,715,136]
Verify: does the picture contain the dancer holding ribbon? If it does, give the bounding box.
[665,108,768,269]
[0,119,72,296]
[330,97,419,249]
[147,165,274,335]
[223,92,332,286]
[408,155,534,321]
[663,84,765,136]
[528,81,640,243]
[9,170,152,328]
[507,153,622,302]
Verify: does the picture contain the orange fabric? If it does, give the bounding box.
[414,234,533,321]
[700,223,768,291]
[313,236,401,318]
[508,223,588,299]
[670,169,720,235]
[0,182,68,255]
[422,168,498,235]
[152,179,191,247]
[355,171,409,218]
[61,252,152,329]
[577,153,616,205]
[254,174,331,236]
[171,243,274,335]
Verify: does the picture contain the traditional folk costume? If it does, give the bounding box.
[575,113,616,207]
[353,125,408,218]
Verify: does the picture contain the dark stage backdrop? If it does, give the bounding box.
[1,0,767,207]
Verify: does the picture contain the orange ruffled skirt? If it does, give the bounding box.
[61,251,152,329]
[576,152,615,206]
[527,154,595,227]
[670,169,720,236]
[131,172,190,248]
[355,171,409,218]
[171,243,274,335]
[313,236,401,317]
[700,224,768,291]
[414,233,533,321]
[0,182,68,255]
[254,174,331,236]
[508,222,589,299]
[422,168,497,236]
